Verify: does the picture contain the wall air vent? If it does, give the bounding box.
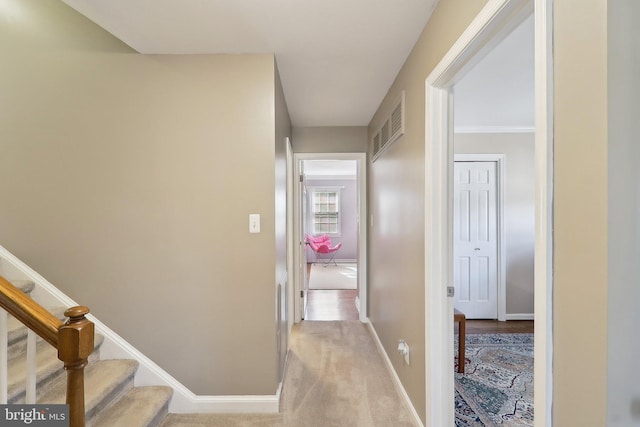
[380,121,390,147]
[372,91,405,162]
[373,132,381,154]
[391,100,403,138]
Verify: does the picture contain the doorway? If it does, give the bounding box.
[424,0,552,426]
[292,153,367,324]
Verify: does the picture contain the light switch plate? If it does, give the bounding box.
[249,214,260,233]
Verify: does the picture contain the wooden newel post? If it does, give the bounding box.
[58,306,95,427]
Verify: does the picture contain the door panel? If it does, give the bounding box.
[453,161,498,319]
[458,256,471,301]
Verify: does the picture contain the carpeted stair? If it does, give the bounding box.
[6,279,173,427]
[6,279,419,427]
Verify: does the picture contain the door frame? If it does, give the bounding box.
[292,152,368,323]
[424,0,553,426]
[454,155,506,321]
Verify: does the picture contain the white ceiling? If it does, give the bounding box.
[61,0,439,127]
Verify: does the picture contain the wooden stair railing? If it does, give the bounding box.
[0,275,94,427]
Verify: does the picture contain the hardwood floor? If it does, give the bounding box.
[304,263,359,321]
[305,289,359,321]
[304,263,534,332]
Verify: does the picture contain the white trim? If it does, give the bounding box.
[454,125,535,134]
[505,313,535,321]
[366,321,424,427]
[292,153,368,323]
[0,244,280,414]
[533,0,554,424]
[0,308,6,404]
[286,137,295,336]
[454,154,507,322]
[171,393,280,414]
[425,83,453,427]
[293,153,305,323]
[425,0,552,426]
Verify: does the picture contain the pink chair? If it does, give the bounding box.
[305,234,343,266]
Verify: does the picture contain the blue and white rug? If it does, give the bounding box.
[455,333,534,426]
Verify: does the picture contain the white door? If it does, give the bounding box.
[453,161,498,319]
[298,163,309,319]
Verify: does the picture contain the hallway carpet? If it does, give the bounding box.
[161,321,416,427]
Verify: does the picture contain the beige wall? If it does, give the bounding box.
[0,0,282,395]
[291,126,368,153]
[455,132,535,315]
[367,0,489,422]
[370,0,613,423]
[553,0,608,424]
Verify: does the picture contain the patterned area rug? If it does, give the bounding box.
[455,333,534,426]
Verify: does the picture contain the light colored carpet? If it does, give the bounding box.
[161,321,416,427]
[308,263,357,290]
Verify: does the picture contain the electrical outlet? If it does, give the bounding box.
[397,339,410,365]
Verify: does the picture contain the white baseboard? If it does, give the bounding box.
[0,244,280,414]
[505,313,534,321]
[366,320,424,427]
[103,328,280,413]
[170,393,280,414]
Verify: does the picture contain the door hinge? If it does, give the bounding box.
[300,290,304,298]
[447,286,455,297]
[299,174,304,182]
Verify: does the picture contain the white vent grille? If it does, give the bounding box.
[373,132,381,154]
[372,91,405,162]
[391,101,403,138]
[381,121,390,146]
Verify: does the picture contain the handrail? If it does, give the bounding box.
[0,276,61,346]
[0,275,94,427]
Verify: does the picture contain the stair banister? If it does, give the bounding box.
[0,275,95,427]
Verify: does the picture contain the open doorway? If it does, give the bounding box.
[303,159,359,321]
[293,153,367,324]
[424,0,552,425]
[451,12,536,424]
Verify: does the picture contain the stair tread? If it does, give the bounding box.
[1,277,175,425]
[40,359,138,409]
[91,386,173,427]
[7,342,61,401]
[8,334,105,402]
